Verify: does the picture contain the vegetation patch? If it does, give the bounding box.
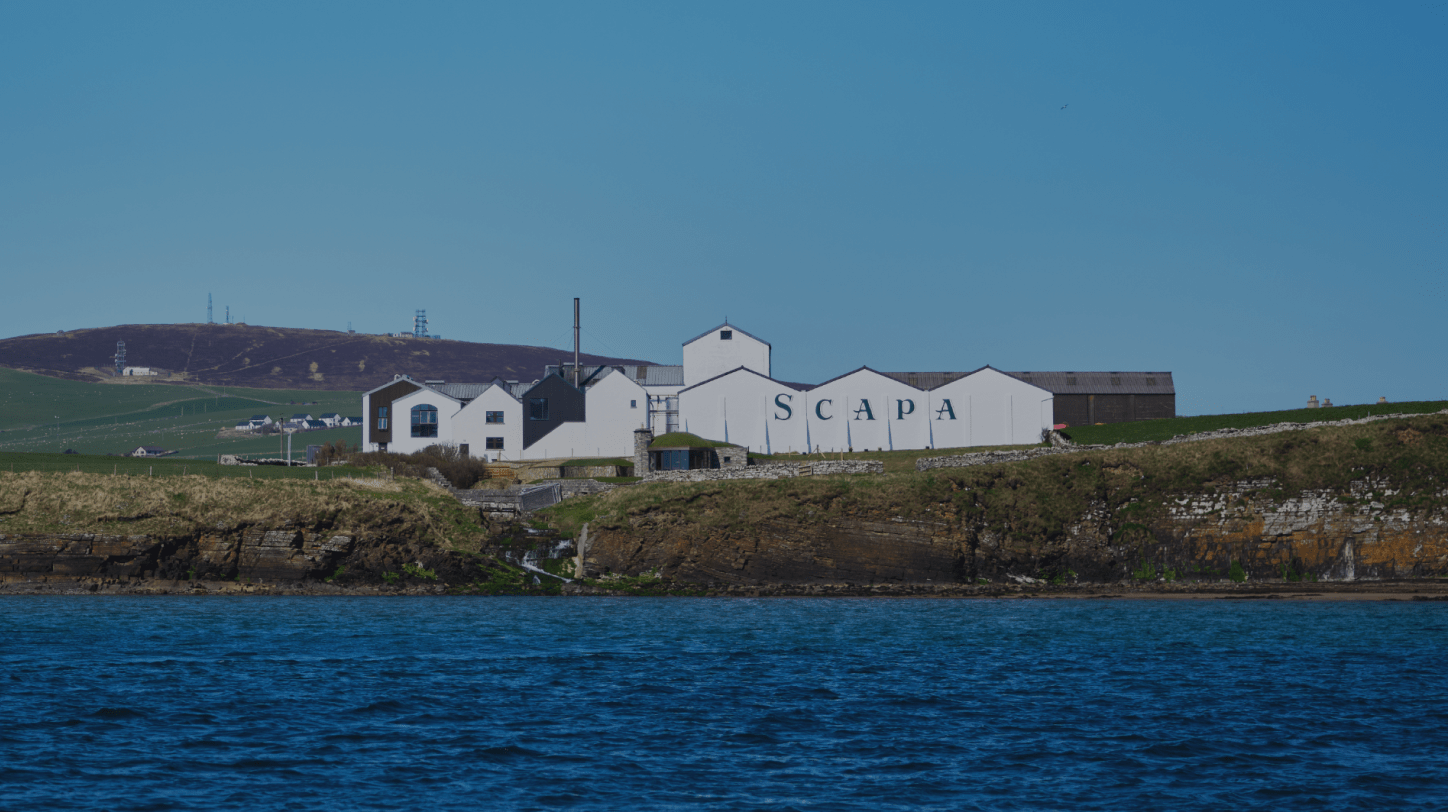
[1060,401,1448,446]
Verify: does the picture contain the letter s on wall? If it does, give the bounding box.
[815,399,832,420]
[774,393,793,420]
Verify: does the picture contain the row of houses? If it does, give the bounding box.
[362,321,1175,461]
[234,413,362,432]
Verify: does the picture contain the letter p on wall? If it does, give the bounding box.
[897,399,914,419]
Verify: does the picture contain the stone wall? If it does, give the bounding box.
[641,459,883,483]
[559,464,632,478]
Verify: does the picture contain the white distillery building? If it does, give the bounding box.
[362,320,1081,459]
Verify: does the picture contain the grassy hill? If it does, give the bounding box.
[1061,400,1448,445]
[0,367,363,459]
[0,322,651,391]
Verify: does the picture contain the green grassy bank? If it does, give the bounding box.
[0,367,363,459]
[1061,400,1448,445]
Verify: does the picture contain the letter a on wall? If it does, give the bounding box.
[935,399,957,420]
[774,393,793,420]
[853,399,875,421]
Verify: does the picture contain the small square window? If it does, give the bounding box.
[720,330,733,340]
[485,437,504,450]
[485,411,504,424]
[529,398,549,421]
[377,418,388,430]
[378,407,388,418]
[630,400,637,408]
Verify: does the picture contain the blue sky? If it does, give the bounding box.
[1,1,1443,415]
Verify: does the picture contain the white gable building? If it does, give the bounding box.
[361,320,1080,461]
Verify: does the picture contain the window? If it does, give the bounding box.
[485,411,504,424]
[458,444,469,457]
[720,330,733,340]
[377,406,388,431]
[411,404,438,437]
[486,437,504,450]
[529,398,549,420]
[630,400,637,409]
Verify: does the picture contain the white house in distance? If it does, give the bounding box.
[360,318,1170,460]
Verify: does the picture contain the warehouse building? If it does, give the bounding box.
[362,320,1173,458]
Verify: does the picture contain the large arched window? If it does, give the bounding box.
[410,404,438,438]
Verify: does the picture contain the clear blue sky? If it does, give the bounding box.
[2,1,1443,415]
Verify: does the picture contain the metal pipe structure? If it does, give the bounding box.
[573,298,580,388]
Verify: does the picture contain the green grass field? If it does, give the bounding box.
[0,450,376,480]
[0,367,363,459]
[1060,400,1448,445]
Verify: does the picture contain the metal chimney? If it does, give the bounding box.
[573,298,580,388]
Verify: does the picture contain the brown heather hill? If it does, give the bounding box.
[0,323,652,391]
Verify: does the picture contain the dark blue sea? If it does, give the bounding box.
[2,598,1446,811]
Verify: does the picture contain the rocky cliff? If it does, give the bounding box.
[568,415,1448,586]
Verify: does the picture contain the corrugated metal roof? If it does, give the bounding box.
[878,369,1175,394]
[1004,371,1175,395]
[546,364,684,387]
[880,371,972,390]
[431,382,492,402]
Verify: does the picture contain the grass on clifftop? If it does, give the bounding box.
[1061,400,1448,446]
[539,413,1448,545]
[649,432,731,448]
[0,470,491,553]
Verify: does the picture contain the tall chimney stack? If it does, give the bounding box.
[573,297,580,388]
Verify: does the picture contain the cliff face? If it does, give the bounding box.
[572,417,1448,586]
[0,524,484,588]
[583,478,1448,585]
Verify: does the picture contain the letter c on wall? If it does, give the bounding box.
[815,399,833,420]
[774,393,793,420]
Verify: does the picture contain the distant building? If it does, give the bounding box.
[318,413,342,427]
[122,367,157,376]
[361,320,1175,459]
[129,446,170,457]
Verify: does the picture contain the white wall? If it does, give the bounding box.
[678,368,808,453]
[385,386,460,455]
[928,367,1052,448]
[451,386,522,461]
[804,368,930,453]
[683,325,770,386]
[523,371,648,459]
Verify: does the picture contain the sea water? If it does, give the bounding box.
[1,597,1445,810]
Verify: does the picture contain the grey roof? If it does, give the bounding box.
[250,415,270,421]
[1003,371,1175,395]
[679,365,812,395]
[682,322,771,348]
[880,371,973,390]
[878,368,1174,394]
[320,412,340,419]
[546,364,684,387]
[431,382,492,402]
[304,419,327,428]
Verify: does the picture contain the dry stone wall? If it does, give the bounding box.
[642,460,883,484]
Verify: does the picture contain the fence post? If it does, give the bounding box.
[149,466,152,477]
